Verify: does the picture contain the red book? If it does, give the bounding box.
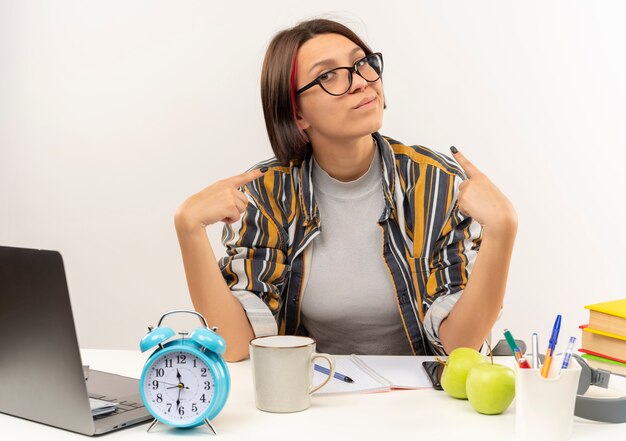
[578,348,626,365]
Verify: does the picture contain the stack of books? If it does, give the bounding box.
[579,298,626,376]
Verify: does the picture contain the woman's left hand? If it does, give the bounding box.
[450,147,518,238]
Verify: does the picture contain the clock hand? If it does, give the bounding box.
[159,380,183,387]
[162,372,189,390]
[173,369,187,401]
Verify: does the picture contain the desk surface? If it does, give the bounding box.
[1,349,623,440]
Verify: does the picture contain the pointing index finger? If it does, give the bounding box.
[227,167,268,187]
[450,146,480,179]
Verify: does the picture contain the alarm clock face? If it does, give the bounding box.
[142,350,215,424]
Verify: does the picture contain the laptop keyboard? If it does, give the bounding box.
[89,394,145,419]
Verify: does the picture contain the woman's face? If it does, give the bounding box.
[294,33,384,144]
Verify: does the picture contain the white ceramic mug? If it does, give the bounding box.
[249,335,335,413]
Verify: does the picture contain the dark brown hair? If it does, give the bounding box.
[260,19,373,164]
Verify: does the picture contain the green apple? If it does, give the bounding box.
[466,363,515,415]
[440,347,486,399]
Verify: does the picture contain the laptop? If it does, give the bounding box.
[0,246,152,435]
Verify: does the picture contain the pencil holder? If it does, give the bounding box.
[515,356,581,441]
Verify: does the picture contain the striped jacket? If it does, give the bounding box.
[218,132,482,355]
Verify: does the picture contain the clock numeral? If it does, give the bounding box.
[193,359,197,368]
[201,368,207,377]
[167,403,172,413]
[165,359,173,368]
[177,355,186,365]
[178,406,185,416]
[152,380,159,390]
[192,403,198,412]
[156,393,163,403]
[204,381,211,390]
[199,394,206,403]
[154,368,164,377]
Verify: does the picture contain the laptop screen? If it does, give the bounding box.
[0,246,96,434]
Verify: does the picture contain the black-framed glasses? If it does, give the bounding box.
[296,52,384,97]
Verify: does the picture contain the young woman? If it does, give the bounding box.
[174,19,517,362]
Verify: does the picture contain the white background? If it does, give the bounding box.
[1,0,624,353]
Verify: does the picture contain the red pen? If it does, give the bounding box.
[518,357,531,369]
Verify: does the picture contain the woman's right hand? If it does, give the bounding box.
[174,168,267,361]
[175,167,267,232]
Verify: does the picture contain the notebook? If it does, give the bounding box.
[0,246,152,435]
[581,353,626,377]
[584,298,626,337]
[579,324,626,361]
[585,298,626,318]
[312,355,437,395]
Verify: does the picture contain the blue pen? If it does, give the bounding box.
[541,314,562,378]
[561,336,577,370]
[314,364,354,383]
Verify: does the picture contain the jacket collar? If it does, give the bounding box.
[298,132,396,226]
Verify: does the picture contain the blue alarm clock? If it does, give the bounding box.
[139,310,230,434]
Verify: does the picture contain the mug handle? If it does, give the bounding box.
[309,352,335,394]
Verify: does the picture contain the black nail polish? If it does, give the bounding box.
[260,166,268,173]
[450,146,458,154]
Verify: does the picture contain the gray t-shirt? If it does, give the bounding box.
[300,150,413,355]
